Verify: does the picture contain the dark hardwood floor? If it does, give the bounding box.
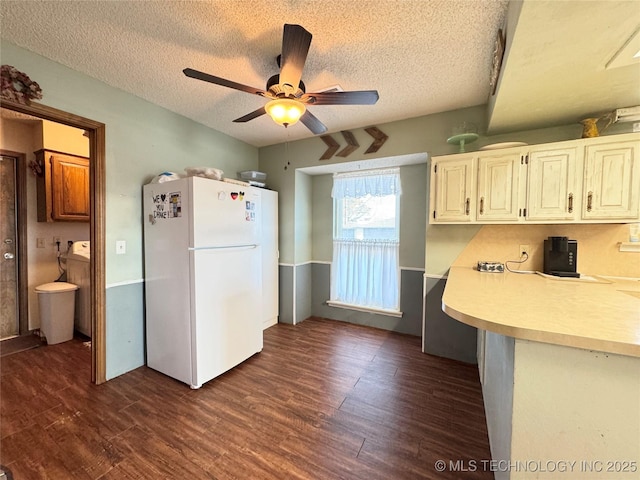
[0,317,493,479]
[0,334,44,358]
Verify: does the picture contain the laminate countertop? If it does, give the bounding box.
[442,266,640,357]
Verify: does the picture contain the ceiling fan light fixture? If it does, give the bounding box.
[183,24,378,135]
[265,98,306,127]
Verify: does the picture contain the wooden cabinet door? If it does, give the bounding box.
[582,140,640,220]
[50,153,90,221]
[476,153,521,221]
[527,147,577,221]
[431,158,475,222]
[36,150,89,222]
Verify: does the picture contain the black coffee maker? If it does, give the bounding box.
[543,236,580,278]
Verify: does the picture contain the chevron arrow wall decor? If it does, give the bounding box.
[336,131,359,157]
[319,135,340,160]
[364,126,388,154]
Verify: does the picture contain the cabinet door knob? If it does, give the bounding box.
[568,193,574,213]
[479,197,485,215]
[465,198,470,215]
[587,191,593,212]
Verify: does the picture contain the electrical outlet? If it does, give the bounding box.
[519,244,530,259]
[53,236,60,245]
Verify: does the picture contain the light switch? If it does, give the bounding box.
[116,240,126,255]
[36,238,45,248]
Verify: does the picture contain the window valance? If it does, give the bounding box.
[331,168,401,199]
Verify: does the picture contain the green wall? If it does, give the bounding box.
[294,170,313,264]
[399,164,428,268]
[259,105,488,265]
[311,174,333,262]
[2,41,259,379]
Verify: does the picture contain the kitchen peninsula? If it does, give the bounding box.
[443,266,640,479]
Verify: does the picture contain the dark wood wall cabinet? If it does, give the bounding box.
[35,149,90,222]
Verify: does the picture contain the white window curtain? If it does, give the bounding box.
[331,168,401,311]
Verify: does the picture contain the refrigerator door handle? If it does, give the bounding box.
[189,244,258,251]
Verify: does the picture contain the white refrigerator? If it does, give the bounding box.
[143,176,263,389]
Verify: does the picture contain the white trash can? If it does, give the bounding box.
[35,282,78,345]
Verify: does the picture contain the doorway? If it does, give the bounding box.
[0,99,106,384]
[0,152,27,340]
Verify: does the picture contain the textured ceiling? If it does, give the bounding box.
[0,0,508,147]
[1,1,638,147]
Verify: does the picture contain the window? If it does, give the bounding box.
[330,168,401,313]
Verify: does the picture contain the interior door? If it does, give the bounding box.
[0,155,19,339]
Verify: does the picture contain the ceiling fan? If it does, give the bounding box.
[183,24,379,135]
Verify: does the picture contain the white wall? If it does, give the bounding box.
[511,340,640,479]
[481,335,640,480]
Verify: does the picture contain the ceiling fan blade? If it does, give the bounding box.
[300,110,327,135]
[233,107,267,123]
[279,24,312,92]
[302,90,379,106]
[183,68,266,96]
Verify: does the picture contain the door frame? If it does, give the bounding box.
[0,150,28,337]
[1,99,106,384]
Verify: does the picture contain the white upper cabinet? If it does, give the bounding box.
[477,152,522,221]
[526,147,578,221]
[582,140,640,220]
[430,157,475,222]
[429,133,640,224]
